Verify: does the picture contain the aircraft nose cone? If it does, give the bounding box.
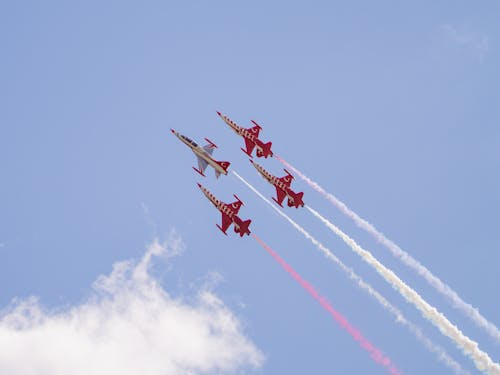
[216,111,221,116]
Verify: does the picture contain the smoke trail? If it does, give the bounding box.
[306,204,500,375]
[233,171,468,375]
[275,155,500,344]
[251,233,402,375]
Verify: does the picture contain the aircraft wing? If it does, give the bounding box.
[277,174,293,188]
[203,144,216,156]
[196,157,209,174]
[274,187,287,206]
[227,199,243,215]
[243,138,256,156]
[220,212,232,233]
[247,124,261,138]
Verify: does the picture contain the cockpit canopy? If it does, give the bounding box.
[181,135,198,147]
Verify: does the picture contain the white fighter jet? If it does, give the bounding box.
[171,129,230,178]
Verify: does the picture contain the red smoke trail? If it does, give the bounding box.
[251,233,402,375]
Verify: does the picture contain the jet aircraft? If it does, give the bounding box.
[250,160,304,208]
[216,111,273,158]
[171,129,230,178]
[197,183,252,237]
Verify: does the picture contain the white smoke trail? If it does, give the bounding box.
[232,171,469,375]
[276,155,500,344]
[306,205,500,375]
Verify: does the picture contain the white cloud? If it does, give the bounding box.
[441,24,489,63]
[0,233,264,375]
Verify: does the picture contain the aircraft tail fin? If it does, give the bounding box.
[263,141,273,158]
[256,142,273,158]
[288,191,305,208]
[234,218,251,237]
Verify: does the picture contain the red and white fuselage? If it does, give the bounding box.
[216,111,273,158]
[197,183,251,237]
[250,160,304,208]
[171,129,230,178]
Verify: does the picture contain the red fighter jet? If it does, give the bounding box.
[250,160,304,208]
[216,111,273,158]
[197,183,252,237]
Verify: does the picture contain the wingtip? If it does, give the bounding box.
[251,120,262,128]
[197,182,202,188]
[170,128,175,133]
[216,111,221,116]
[234,194,244,205]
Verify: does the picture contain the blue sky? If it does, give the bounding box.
[1,1,499,374]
